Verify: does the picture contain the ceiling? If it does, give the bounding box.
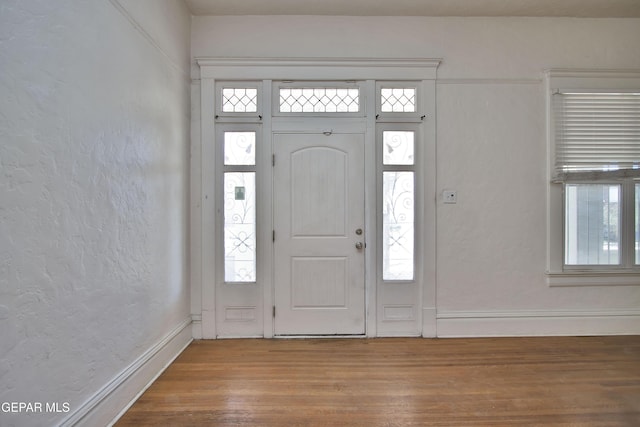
[185,0,640,17]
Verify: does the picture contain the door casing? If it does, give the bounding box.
[194,58,439,339]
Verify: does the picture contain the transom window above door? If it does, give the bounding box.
[274,82,364,116]
[376,82,421,121]
[222,88,258,113]
[381,88,417,113]
[279,87,359,113]
[215,82,262,119]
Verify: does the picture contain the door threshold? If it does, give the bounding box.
[274,334,366,339]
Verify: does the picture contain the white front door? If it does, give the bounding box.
[273,132,366,335]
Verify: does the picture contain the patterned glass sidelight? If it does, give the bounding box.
[383,131,414,165]
[224,172,256,282]
[224,132,256,166]
[382,171,414,280]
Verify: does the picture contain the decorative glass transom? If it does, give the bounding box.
[279,88,360,113]
[381,88,416,113]
[222,88,258,113]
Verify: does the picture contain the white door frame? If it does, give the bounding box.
[193,58,440,339]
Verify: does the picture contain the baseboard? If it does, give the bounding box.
[422,307,437,338]
[191,313,203,339]
[436,309,640,337]
[59,318,192,427]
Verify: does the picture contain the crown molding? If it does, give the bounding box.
[109,0,190,79]
[195,57,442,80]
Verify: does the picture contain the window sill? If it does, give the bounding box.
[546,271,640,287]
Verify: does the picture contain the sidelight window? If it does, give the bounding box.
[381,129,416,281]
[224,172,256,282]
[216,83,262,284]
[382,171,414,280]
[222,129,258,283]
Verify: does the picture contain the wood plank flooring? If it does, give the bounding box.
[115,336,640,426]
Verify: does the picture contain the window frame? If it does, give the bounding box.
[377,123,422,285]
[545,70,640,286]
[216,124,261,285]
[214,83,264,285]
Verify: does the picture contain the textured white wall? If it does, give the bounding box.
[191,16,640,331]
[0,1,191,425]
[191,16,640,79]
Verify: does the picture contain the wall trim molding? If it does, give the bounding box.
[108,0,190,79]
[196,57,442,80]
[547,271,640,287]
[59,318,192,427]
[438,308,640,319]
[437,309,640,337]
[196,57,442,69]
[437,78,542,85]
[545,68,640,79]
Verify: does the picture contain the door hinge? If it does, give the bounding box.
[272,230,275,242]
[272,154,275,166]
[272,306,276,318]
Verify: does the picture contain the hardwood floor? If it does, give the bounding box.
[115,336,640,426]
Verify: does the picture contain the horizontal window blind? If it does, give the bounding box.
[552,91,640,181]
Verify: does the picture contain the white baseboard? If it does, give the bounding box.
[191,313,203,339]
[59,318,192,427]
[422,307,437,338]
[437,309,640,337]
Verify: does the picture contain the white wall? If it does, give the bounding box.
[191,16,640,336]
[0,1,191,425]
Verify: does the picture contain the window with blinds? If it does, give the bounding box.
[551,87,640,269]
[545,71,640,276]
[552,91,640,182]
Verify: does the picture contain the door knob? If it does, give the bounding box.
[355,242,363,250]
[355,228,363,235]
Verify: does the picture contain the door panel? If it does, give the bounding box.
[274,133,365,335]
[291,257,347,308]
[291,148,347,237]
